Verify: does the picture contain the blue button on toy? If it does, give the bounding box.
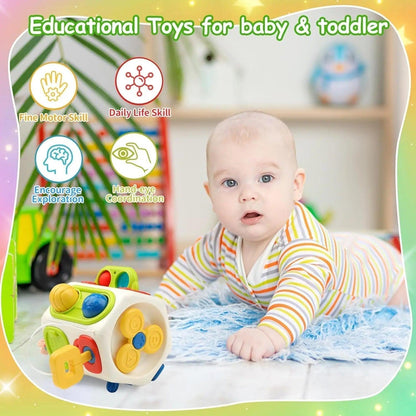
[106,381,119,393]
[83,346,95,364]
[132,332,146,350]
[82,294,108,318]
[152,364,165,381]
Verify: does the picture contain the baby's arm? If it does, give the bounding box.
[154,224,222,309]
[228,240,332,361]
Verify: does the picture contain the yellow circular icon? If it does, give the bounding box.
[110,132,158,180]
[29,62,78,110]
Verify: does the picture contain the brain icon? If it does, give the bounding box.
[48,145,73,165]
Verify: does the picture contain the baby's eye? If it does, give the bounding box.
[260,174,273,183]
[223,179,237,188]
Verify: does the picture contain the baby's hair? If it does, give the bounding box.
[206,111,298,171]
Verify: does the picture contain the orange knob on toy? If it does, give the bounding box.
[49,284,79,312]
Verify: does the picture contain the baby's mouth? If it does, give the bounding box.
[241,211,263,225]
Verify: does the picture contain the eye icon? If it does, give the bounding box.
[110,133,158,180]
[112,146,136,161]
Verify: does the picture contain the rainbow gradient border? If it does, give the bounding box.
[1,1,416,415]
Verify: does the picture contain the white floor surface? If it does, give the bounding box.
[8,260,404,410]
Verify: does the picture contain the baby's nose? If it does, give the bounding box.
[239,186,258,203]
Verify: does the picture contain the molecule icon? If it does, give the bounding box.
[125,66,154,97]
[115,57,163,105]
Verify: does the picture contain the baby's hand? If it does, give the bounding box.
[226,326,286,362]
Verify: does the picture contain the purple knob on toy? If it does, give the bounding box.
[82,294,109,318]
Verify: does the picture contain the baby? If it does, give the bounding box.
[155,111,407,361]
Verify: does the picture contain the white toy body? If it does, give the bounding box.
[41,279,170,392]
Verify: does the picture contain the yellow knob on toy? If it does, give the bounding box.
[119,308,144,339]
[115,343,140,374]
[49,345,91,389]
[143,325,164,354]
[49,284,79,312]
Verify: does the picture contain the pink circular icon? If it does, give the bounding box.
[115,57,163,105]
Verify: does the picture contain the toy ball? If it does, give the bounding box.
[49,283,79,312]
[82,293,109,318]
[311,44,365,106]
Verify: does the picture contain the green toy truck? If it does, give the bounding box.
[1,206,73,342]
[1,240,17,343]
[12,206,73,291]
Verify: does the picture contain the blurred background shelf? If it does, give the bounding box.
[172,106,389,121]
[13,8,408,269]
[166,21,407,237]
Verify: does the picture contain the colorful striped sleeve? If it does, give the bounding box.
[258,239,335,345]
[154,223,223,309]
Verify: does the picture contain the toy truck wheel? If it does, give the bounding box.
[31,244,73,291]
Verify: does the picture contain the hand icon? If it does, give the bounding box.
[40,71,68,102]
[110,133,158,180]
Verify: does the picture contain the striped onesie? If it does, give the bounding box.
[155,201,404,345]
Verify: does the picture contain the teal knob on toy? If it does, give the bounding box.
[95,266,139,290]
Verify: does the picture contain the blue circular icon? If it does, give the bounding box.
[35,135,83,183]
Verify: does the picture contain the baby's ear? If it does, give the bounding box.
[203,182,211,197]
[293,168,306,201]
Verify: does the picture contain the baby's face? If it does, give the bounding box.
[206,129,304,246]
